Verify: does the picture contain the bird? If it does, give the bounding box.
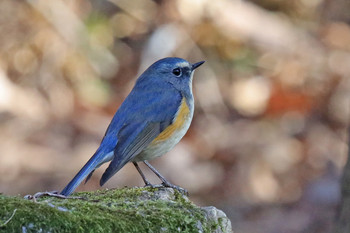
[60,57,205,196]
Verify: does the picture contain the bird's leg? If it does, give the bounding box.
[143,161,188,195]
[133,162,153,187]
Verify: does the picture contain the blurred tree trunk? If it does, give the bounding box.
[324,1,350,230]
[333,128,350,233]
[322,0,350,23]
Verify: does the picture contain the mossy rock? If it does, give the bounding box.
[0,187,232,233]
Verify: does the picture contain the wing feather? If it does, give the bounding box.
[100,122,161,186]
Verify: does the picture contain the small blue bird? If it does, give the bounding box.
[60,57,204,196]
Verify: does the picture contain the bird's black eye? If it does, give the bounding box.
[172,68,181,77]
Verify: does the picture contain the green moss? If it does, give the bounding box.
[0,187,217,233]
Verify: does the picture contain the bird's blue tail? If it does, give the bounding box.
[60,149,112,196]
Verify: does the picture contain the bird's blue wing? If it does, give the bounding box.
[100,121,161,186]
[99,81,183,186]
[105,81,181,135]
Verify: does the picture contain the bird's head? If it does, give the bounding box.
[142,57,205,93]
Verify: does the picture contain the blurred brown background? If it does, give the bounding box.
[1,0,350,232]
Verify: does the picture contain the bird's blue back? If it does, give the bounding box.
[100,73,183,155]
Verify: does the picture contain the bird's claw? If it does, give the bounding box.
[161,182,188,196]
[144,182,188,196]
[144,183,163,189]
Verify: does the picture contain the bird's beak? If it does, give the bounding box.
[191,61,205,71]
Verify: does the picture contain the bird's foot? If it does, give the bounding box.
[24,191,85,202]
[144,182,163,189]
[161,182,188,196]
[144,182,188,195]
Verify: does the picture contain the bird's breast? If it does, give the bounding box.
[133,97,193,161]
[153,97,192,142]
